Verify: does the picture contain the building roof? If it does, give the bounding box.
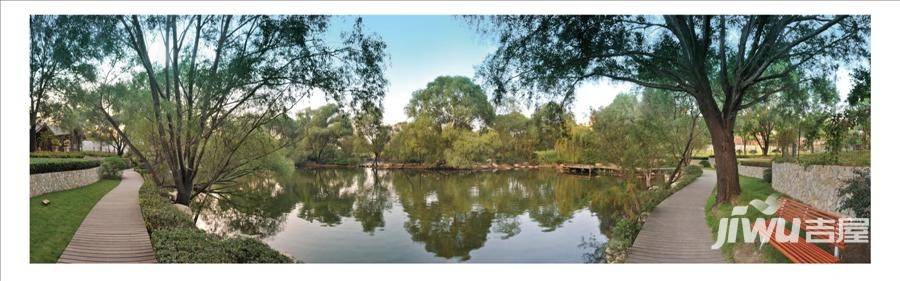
[35,124,71,136]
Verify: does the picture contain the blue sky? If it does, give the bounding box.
[301,16,851,124]
[301,15,632,124]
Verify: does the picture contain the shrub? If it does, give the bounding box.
[838,169,870,218]
[138,181,293,263]
[684,165,702,177]
[739,159,772,168]
[30,151,85,158]
[612,219,641,244]
[535,150,562,164]
[773,151,870,167]
[101,157,129,179]
[30,158,101,174]
[699,160,711,168]
[749,149,758,155]
[83,151,117,158]
[762,168,772,183]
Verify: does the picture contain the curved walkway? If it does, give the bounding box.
[626,170,726,263]
[58,169,156,263]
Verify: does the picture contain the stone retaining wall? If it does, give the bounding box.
[772,162,869,215]
[738,165,768,179]
[30,167,102,197]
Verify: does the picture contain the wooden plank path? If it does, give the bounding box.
[58,169,156,263]
[626,170,726,263]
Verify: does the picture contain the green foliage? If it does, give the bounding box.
[293,104,356,165]
[774,151,870,167]
[535,150,562,164]
[492,112,537,163]
[150,228,293,263]
[100,156,128,179]
[138,184,195,232]
[839,170,870,218]
[612,219,641,244]
[738,159,772,168]
[531,102,570,150]
[699,160,711,168]
[30,151,86,158]
[30,179,119,263]
[763,169,773,183]
[138,181,293,263]
[405,76,495,130]
[30,158,101,174]
[443,128,499,168]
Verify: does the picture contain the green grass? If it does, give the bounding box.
[30,179,120,263]
[704,176,790,263]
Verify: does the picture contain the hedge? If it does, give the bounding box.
[138,180,293,263]
[101,157,129,179]
[31,151,118,159]
[30,158,101,174]
[774,151,870,167]
[739,159,773,168]
[30,151,86,158]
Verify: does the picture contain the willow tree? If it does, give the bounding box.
[29,16,119,151]
[473,15,868,203]
[90,15,386,205]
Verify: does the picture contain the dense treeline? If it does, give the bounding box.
[291,76,710,178]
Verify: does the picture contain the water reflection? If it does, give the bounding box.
[197,168,623,263]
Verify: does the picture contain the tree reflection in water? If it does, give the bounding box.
[195,168,626,261]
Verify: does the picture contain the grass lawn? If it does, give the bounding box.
[30,179,120,263]
[704,176,790,263]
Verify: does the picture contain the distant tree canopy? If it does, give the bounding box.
[405,76,495,130]
[470,15,869,203]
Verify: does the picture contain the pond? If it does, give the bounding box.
[195,168,629,263]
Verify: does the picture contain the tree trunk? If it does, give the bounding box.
[174,171,193,205]
[30,125,38,152]
[705,115,741,204]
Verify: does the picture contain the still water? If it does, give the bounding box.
[196,168,625,263]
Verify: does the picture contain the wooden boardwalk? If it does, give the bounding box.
[58,169,156,263]
[626,170,726,263]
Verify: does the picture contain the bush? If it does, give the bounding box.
[749,149,758,155]
[101,157,129,179]
[739,159,772,168]
[699,160,711,168]
[762,168,772,183]
[30,158,101,174]
[774,151,869,167]
[612,219,641,244]
[684,165,702,177]
[535,150,562,164]
[138,181,293,263]
[30,151,85,158]
[839,169,870,218]
[83,151,117,158]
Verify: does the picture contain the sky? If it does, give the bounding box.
[140,15,853,125]
[301,16,634,124]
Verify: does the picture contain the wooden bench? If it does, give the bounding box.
[762,198,845,263]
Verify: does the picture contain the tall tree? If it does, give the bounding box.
[531,102,570,150]
[294,104,354,164]
[473,15,868,203]
[742,103,777,156]
[29,16,119,151]
[354,108,392,166]
[405,76,495,130]
[85,16,386,205]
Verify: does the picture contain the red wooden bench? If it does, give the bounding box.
[762,198,846,263]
